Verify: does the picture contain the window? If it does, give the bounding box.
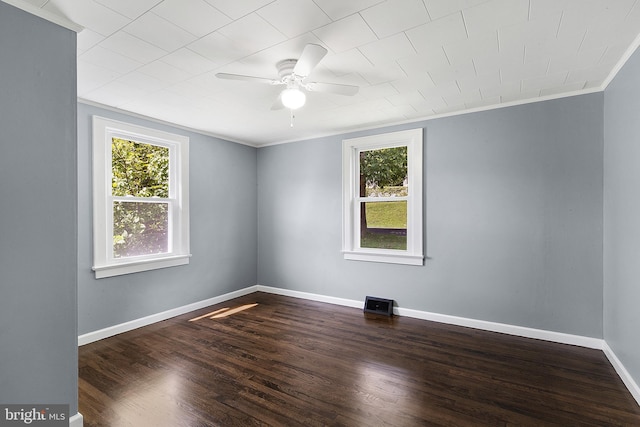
[92,116,190,278]
[342,128,423,265]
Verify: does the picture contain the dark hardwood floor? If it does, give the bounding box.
[79,292,640,426]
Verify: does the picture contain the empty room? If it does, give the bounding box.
[1,0,640,425]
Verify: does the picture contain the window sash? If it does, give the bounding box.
[108,198,174,263]
[106,136,177,264]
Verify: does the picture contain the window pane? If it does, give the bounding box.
[360,201,407,250]
[359,146,408,197]
[113,201,169,258]
[112,138,169,198]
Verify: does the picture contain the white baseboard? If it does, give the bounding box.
[256,285,364,309]
[77,284,638,408]
[69,412,83,427]
[602,342,640,407]
[256,285,603,349]
[78,286,258,346]
[395,306,604,349]
[79,284,604,350]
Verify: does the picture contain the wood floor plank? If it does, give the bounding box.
[79,292,640,426]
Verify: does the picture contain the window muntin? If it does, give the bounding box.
[342,129,423,265]
[93,116,190,278]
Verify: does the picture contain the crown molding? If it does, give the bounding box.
[2,0,83,32]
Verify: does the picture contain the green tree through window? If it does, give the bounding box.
[111,138,170,258]
[359,146,408,250]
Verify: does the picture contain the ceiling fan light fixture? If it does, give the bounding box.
[281,87,306,110]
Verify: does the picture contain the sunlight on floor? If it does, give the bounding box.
[113,371,183,427]
[189,303,258,321]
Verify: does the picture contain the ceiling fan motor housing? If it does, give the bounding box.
[277,59,299,82]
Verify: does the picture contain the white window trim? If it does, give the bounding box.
[342,128,423,266]
[92,116,190,278]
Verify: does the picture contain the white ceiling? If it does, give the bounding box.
[19,0,640,146]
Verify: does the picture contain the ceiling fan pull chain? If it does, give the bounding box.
[290,109,295,127]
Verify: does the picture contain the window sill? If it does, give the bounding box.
[93,254,191,279]
[343,250,423,266]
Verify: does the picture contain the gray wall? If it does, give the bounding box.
[0,2,78,413]
[77,103,257,334]
[258,94,604,338]
[604,47,640,386]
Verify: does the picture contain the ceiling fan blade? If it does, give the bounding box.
[293,44,328,77]
[216,73,281,85]
[305,81,359,96]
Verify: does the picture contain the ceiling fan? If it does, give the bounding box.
[216,44,359,111]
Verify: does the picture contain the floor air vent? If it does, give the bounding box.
[363,296,394,316]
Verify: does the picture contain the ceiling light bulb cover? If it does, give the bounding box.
[281,88,306,109]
